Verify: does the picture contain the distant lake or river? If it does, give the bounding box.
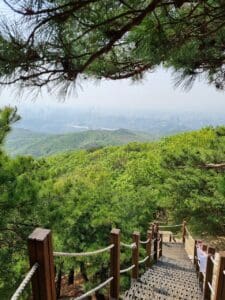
[70,124,118,131]
[71,125,89,130]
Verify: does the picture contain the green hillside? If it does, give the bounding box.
[1,110,225,298]
[4,127,154,156]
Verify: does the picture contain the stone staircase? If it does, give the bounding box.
[124,243,203,300]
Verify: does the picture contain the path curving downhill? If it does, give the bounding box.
[124,242,202,300]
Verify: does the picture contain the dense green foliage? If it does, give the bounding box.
[0,108,45,298]
[1,107,225,298]
[5,128,153,157]
[1,1,225,92]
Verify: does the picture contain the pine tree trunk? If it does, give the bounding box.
[99,264,107,282]
[56,267,62,298]
[80,262,89,282]
[68,268,74,285]
[95,291,106,299]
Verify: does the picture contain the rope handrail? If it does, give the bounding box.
[120,242,136,249]
[11,225,166,300]
[159,224,182,228]
[208,282,215,295]
[120,264,135,274]
[53,244,114,257]
[72,277,114,300]
[11,263,39,300]
[140,238,150,245]
[138,256,149,264]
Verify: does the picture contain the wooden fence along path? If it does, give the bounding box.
[11,222,225,300]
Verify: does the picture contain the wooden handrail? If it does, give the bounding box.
[159,234,163,258]
[214,251,225,300]
[14,222,160,300]
[110,228,120,300]
[182,220,186,244]
[153,223,158,262]
[188,226,225,300]
[146,231,152,267]
[132,231,140,280]
[203,246,216,300]
[28,228,56,300]
[12,219,225,300]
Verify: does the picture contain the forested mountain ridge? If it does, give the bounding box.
[4,127,154,157]
[1,110,225,298]
[45,126,225,237]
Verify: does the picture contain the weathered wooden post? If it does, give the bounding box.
[110,228,120,300]
[159,234,163,258]
[132,231,140,280]
[149,222,154,238]
[182,220,186,244]
[155,222,159,233]
[153,224,158,262]
[203,246,215,300]
[214,252,225,300]
[28,228,56,300]
[146,230,152,267]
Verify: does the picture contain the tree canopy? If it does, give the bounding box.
[1,1,225,93]
[1,106,225,296]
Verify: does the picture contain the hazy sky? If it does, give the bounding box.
[1,67,225,113]
[0,3,225,114]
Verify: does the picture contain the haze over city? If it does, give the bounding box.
[1,67,225,113]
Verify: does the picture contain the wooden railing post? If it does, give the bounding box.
[155,222,159,233]
[150,223,154,239]
[202,244,207,251]
[153,224,158,262]
[182,220,186,244]
[28,228,56,300]
[110,228,120,300]
[203,246,215,300]
[146,230,152,268]
[214,251,225,300]
[132,231,140,280]
[159,234,163,258]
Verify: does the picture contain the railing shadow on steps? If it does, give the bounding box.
[10,222,225,300]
